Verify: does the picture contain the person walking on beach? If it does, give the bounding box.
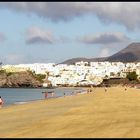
[87,89,90,94]
[0,96,4,108]
[125,84,128,91]
[89,88,92,93]
[125,86,127,91]
[105,87,107,92]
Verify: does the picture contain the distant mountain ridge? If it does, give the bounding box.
[61,42,140,64]
[106,42,140,62]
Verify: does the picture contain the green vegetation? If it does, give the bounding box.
[27,70,46,82]
[0,69,6,74]
[6,72,15,76]
[0,69,15,76]
[34,74,46,82]
[104,75,109,79]
[0,69,46,83]
[126,71,138,81]
[27,70,35,76]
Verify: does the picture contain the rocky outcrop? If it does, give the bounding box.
[0,72,7,87]
[0,71,42,88]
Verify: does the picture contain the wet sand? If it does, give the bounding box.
[0,86,140,138]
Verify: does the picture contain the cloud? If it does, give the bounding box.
[26,26,55,44]
[0,2,140,30]
[2,53,52,65]
[99,48,110,57]
[98,41,132,58]
[77,32,130,44]
[0,32,6,42]
[0,2,86,22]
[58,36,72,43]
[3,54,26,64]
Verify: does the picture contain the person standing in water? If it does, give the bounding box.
[51,92,55,97]
[0,96,4,108]
[44,92,48,99]
[64,92,66,97]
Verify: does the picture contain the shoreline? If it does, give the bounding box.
[2,85,140,108]
[2,85,139,109]
[2,87,88,109]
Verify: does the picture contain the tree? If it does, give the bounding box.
[126,71,138,81]
[105,75,109,79]
[27,70,46,82]
[35,74,46,82]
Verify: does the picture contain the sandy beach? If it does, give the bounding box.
[0,86,140,138]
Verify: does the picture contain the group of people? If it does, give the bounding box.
[44,90,72,99]
[44,91,56,99]
[87,86,95,94]
[87,88,93,94]
[43,84,130,101]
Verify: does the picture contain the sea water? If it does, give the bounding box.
[0,87,84,107]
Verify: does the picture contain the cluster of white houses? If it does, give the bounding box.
[1,61,140,87]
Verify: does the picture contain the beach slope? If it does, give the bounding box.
[0,86,140,138]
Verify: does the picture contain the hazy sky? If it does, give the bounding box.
[0,2,140,64]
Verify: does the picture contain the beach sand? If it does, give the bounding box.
[0,86,140,138]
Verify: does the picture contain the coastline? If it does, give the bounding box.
[0,86,140,138]
[2,86,88,108]
[1,85,139,109]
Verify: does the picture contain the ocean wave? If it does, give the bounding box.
[14,101,27,104]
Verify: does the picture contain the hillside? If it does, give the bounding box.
[61,57,107,65]
[61,42,140,64]
[106,42,140,62]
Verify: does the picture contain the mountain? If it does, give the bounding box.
[106,42,140,62]
[61,57,107,65]
[61,42,140,64]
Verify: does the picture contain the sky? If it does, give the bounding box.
[0,2,140,65]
